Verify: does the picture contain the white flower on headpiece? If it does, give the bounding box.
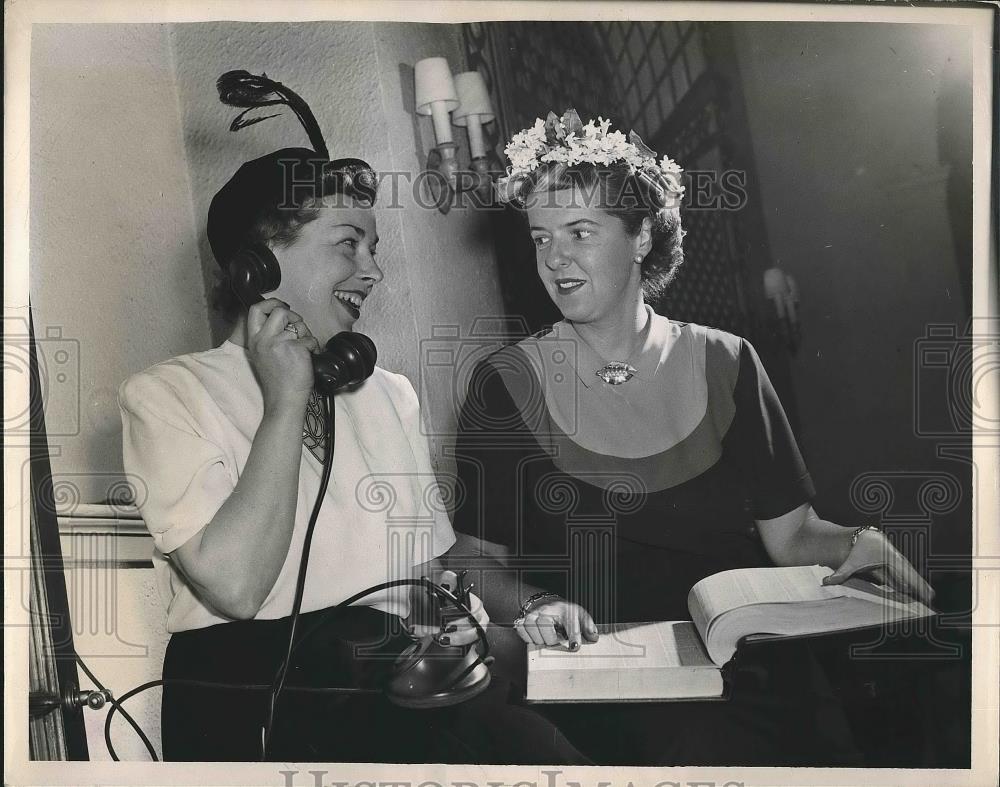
[503,117,548,172]
[659,156,682,176]
[498,110,685,204]
[656,155,686,196]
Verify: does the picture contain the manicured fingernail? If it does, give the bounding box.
[439,636,450,645]
[570,641,580,651]
[444,624,458,633]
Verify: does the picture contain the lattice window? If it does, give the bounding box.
[496,22,623,132]
[595,22,709,140]
[462,21,708,162]
[663,206,747,334]
[463,21,624,166]
[651,74,750,335]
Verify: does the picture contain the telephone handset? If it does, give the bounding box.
[228,244,377,396]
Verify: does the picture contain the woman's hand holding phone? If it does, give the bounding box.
[408,588,490,647]
[246,298,321,413]
[515,597,599,651]
[172,299,321,619]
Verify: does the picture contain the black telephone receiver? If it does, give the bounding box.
[228,244,378,396]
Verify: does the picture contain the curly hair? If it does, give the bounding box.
[209,200,323,323]
[515,161,686,303]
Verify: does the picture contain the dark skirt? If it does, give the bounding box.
[160,605,588,764]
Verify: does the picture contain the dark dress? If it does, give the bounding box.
[451,318,863,766]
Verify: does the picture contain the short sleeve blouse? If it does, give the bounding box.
[120,340,456,633]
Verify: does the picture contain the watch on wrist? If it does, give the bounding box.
[850,524,881,547]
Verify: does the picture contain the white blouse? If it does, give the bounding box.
[119,340,456,633]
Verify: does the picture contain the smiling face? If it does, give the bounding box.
[525,186,649,326]
[268,196,383,344]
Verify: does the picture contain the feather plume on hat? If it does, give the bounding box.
[207,70,378,268]
[216,69,330,159]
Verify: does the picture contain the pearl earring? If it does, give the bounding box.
[633,255,644,264]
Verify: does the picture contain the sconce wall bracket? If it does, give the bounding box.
[425,142,460,214]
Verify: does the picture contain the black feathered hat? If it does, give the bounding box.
[207,70,378,268]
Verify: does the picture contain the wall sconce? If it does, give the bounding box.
[764,267,801,353]
[414,59,500,213]
[452,71,502,200]
[415,57,460,212]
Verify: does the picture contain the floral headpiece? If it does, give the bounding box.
[496,109,685,207]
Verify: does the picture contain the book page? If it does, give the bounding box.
[688,565,834,641]
[832,576,936,617]
[526,621,723,702]
[528,621,715,672]
[689,567,938,666]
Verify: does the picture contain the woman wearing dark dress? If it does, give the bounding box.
[451,110,934,765]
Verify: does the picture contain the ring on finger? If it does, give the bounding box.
[283,322,300,337]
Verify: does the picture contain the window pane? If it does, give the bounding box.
[686,38,707,82]
[672,56,690,102]
[649,31,668,78]
[637,59,654,101]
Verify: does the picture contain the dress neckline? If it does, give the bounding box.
[554,305,679,389]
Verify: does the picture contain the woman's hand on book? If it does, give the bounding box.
[515,598,599,650]
[822,529,935,605]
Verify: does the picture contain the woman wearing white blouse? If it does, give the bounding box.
[119,71,585,764]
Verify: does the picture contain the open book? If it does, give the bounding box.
[525,565,935,702]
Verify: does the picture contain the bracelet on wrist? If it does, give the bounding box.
[850,524,881,547]
[517,591,561,620]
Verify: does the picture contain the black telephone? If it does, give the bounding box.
[228,243,377,395]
